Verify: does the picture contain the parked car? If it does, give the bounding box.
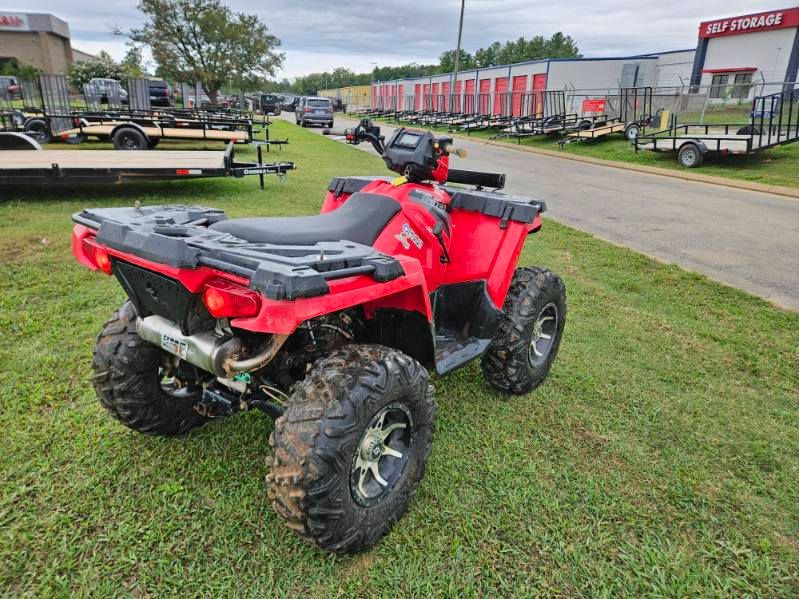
[258,94,280,115]
[148,79,173,107]
[280,95,298,112]
[0,76,20,100]
[86,78,129,105]
[295,96,334,128]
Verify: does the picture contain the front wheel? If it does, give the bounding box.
[92,301,209,435]
[481,267,566,395]
[267,344,436,553]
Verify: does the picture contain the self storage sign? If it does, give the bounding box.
[699,8,799,38]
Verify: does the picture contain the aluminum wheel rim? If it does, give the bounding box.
[682,148,697,166]
[528,302,558,368]
[122,134,138,150]
[350,402,413,507]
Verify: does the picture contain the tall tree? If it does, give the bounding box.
[129,0,284,101]
[439,49,475,73]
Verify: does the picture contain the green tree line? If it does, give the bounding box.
[287,33,580,95]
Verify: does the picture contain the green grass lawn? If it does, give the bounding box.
[372,116,799,190]
[1,120,798,596]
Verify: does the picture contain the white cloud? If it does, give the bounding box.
[24,0,789,78]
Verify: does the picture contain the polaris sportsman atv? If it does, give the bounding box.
[71,118,566,553]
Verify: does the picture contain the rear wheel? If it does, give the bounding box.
[92,301,209,436]
[624,123,640,140]
[481,267,566,395]
[267,344,436,553]
[113,127,148,150]
[677,143,703,168]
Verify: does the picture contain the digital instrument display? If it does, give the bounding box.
[395,132,422,148]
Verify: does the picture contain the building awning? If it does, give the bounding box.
[701,67,757,74]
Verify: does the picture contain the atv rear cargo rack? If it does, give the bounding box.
[73,205,404,300]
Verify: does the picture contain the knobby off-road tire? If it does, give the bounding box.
[267,344,436,553]
[91,301,208,436]
[481,267,567,395]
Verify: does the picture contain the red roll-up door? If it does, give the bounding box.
[398,84,404,110]
[414,84,421,110]
[478,79,491,115]
[423,84,430,110]
[442,81,450,111]
[532,73,547,116]
[454,80,462,112]
[511,75,527,117]
[464,79,475,113]
[493,77,508,115]
[432,83,440,110]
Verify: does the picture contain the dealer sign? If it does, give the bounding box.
[0,12,29,31]
[699,8,799,38]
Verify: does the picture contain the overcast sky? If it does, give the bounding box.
[13,0,788,78]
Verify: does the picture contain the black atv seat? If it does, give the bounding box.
[209,192,401,246]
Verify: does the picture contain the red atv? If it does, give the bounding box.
[71,119,566,553]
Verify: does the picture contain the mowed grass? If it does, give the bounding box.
[1,120,798,597]
[374,115,799,189]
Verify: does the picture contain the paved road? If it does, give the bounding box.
[282,113,799,311]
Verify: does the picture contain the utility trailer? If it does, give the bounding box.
[20,76,284,150]
[565,87,653,143]
[0,133,295,187]
[634,87,799,167]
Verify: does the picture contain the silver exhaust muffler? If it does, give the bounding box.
[136,315,289,377]
[136,315,243,377]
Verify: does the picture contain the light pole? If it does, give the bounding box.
[369,61,378,110]
[451,0,466,111]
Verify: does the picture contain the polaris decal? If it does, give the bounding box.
[395,223,423,250]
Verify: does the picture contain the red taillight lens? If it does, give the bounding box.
[81,238,112,274]
[94,248,112,274]
[202,279,261,319]
[304,107,311,113]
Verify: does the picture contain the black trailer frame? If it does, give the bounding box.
[564,87,654,143]
[634,87,799,167]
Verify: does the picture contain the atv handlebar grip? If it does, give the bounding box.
[446,168,506,190]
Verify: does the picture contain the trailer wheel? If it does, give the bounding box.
[24,119,51,144]
[677,143,703,168]
[481,267,567,395]
[577,120,592,130]
[113,127,148,151]
[624,123,640,140]
[267,344,436,553]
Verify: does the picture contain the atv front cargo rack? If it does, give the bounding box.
[73,205,404,300]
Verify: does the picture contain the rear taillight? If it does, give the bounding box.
[304,107,311,113]
[202,279,261,319]
[82,238,112,274]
